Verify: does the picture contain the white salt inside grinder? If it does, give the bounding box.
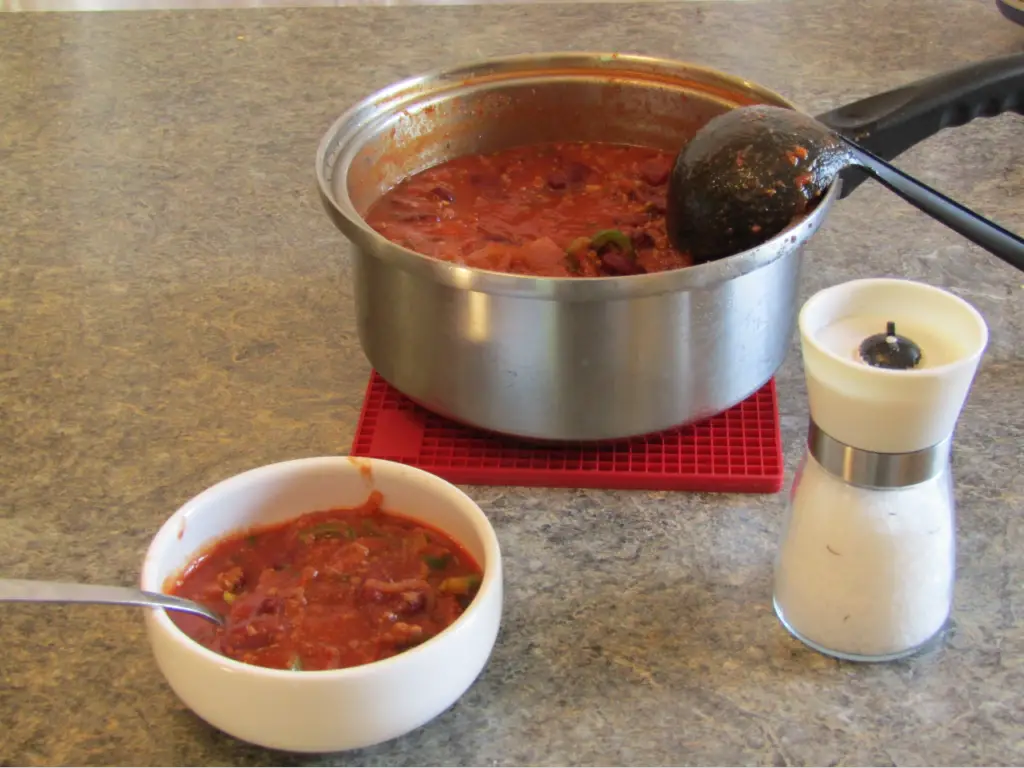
[773,278,988,661]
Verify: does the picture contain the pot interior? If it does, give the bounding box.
[331,55,797,218]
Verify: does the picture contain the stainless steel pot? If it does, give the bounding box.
[317,53,1023,441]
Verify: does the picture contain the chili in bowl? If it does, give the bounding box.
[140,457,503,753]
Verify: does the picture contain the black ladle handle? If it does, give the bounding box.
[817,52,1024,198]
[842,136,1024,272]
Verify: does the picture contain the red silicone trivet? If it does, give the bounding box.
[351,372,784,493]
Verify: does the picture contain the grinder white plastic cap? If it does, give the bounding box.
[799,278,988,454]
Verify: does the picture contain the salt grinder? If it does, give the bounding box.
[773,278,989,662]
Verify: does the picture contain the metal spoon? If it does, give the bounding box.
[666,104,1024,271]
[0,578,224,625]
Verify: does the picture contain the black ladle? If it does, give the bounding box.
[666,104,1024,271]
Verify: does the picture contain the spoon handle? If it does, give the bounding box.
[0,578,223,625]
[818,53,1024,198]
[843,137,1024,273]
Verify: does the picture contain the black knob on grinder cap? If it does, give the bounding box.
[858,321,923,370]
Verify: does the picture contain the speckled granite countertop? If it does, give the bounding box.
[1,0,1022,765]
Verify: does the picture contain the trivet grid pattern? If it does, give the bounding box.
[351,372,783,493]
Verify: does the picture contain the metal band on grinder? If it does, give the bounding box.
[807,420,950,489]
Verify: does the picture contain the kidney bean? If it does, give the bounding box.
[430,185,455,203]
[600,248,643,276]
[630,230,656,250]
[566,162,592,183]
[547,171,568,190]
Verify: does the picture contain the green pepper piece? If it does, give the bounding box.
[423,553,452,570]
[590,229,635,258]
[288,655,303,672]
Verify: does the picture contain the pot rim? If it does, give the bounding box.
[316,51,838,301]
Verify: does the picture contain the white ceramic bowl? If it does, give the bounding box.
[140,456,503,753]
